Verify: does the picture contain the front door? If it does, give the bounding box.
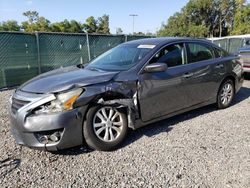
[138,43,191,122]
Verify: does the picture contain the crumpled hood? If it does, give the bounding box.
[20,66,119,93]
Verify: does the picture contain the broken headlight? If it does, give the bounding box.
[34,88,83,114]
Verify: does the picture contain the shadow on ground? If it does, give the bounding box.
[54,85,250,156]
[56,104,217,156]
[233,86,250,105]
[123,104,216,147]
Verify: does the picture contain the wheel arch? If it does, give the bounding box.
[83,91,138,130]
[219,74,236,94]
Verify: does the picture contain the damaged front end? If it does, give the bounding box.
[75,81,140,129]
[97,92,138,129]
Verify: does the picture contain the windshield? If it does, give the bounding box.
[86,45,152,71]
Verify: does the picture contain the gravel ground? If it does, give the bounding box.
[0,81,250,188]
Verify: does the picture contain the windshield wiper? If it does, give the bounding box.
[76,64,85,69]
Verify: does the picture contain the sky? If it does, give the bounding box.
[0,0,189,34]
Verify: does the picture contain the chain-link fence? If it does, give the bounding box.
[2,32,248,89]
[0,32,38,88]
[0,32,152,89]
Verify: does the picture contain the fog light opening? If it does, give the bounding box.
[49,132,61,142]
[39,135,49,144]
[35,129,63,144]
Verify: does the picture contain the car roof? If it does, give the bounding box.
[124,37,211,46]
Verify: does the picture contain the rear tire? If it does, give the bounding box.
[83,105,128,151]
[217,79,235,109]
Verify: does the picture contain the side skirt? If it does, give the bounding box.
[134,99,216,129]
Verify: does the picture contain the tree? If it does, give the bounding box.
[97,14,110,34]
[50,22,63,32]
[23,11,39,24]
[1,10,111,34]
[158,0,247,38]
[215,0,237,37]
[36,17,51,32]
[231,3,250,34]
[158,2,207,37]
[22,11,40,32]
[82,16,97,33]
[82,15,111,34]
[50,19,83,33]
[0,20,20,31]
[69,20,83,33]
[21,21,34,32]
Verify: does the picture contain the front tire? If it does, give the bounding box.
[217,79,235,109]
[83,105,128,151]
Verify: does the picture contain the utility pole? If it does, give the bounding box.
[129,14,138,35]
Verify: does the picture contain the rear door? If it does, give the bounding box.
[183,42,226,105]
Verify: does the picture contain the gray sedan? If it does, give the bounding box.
[9,37,244,151]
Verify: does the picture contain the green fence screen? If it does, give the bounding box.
[88,34,125,59]
[3,32,247,89]
[38,33,89,73]
[0,32,152,89]
[0,32,38,88]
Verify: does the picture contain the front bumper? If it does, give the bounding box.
[9,90,88,151]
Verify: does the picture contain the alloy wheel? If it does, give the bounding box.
[93,107,124,142]
[221,83,233,105]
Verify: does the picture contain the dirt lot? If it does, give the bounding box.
[0,80,250,188]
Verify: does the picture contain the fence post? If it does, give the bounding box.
[125,35,128,42]
[227,38,230,53]
[35,32,41,74]
[86,32,91,61]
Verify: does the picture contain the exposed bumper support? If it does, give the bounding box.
[97,92,139,129]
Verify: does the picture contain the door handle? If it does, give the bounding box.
[182,72,194,78]
[215,64,224,69]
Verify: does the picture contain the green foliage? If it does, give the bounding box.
[32,17,51,32]
[23,11,39,23]
[3,2,250,37]
[0,11,111,34]
[68,20,82,33]
[0,20,20,31]
[231,4,250,34]
[22,11,39,32]
[83,15,110,34]
[83,16,98,33]
[51,19,83,33]
[158,0,249,37]
[96,14,110,34]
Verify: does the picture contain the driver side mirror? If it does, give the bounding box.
[143,63,167,73]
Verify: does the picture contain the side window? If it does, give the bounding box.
[214,48,228,58]
[149,43,184,68]
[187,43,214,63]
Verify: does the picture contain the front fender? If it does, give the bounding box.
[73,81,139,129]
[74,84,107,108]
